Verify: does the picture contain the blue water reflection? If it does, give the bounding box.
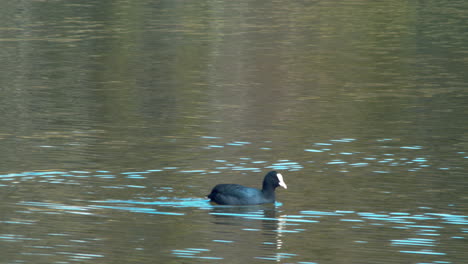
[93,205,184,216]
[17,201,95,216]
[2,137,466,186]
[93,197,211,209]
[2,136,467,263]
[172,248,223,260]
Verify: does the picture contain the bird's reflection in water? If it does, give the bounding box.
[209,204,289,261]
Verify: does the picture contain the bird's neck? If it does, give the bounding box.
[262,184,276,198]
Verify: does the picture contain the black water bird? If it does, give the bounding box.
[207,171,287,205]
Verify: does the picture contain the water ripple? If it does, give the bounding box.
[90,197,212,215]
[172,248,222,260]
[18,201,96,215]
[92,205,184,216]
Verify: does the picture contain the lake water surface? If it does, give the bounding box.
[1,0,468,263]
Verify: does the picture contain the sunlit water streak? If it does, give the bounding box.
[172,248,223,260]
[90,197,213,215]
[16,201,96,216]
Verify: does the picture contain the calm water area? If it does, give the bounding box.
[1,0,468,263]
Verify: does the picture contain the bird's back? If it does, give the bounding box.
[208,184,271,205]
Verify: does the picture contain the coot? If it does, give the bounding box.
[207,171,287,205]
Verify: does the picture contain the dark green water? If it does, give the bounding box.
[1,0,468,263]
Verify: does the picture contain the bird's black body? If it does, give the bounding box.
[207,171,287,205]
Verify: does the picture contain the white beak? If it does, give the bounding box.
[277,173,287,189]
